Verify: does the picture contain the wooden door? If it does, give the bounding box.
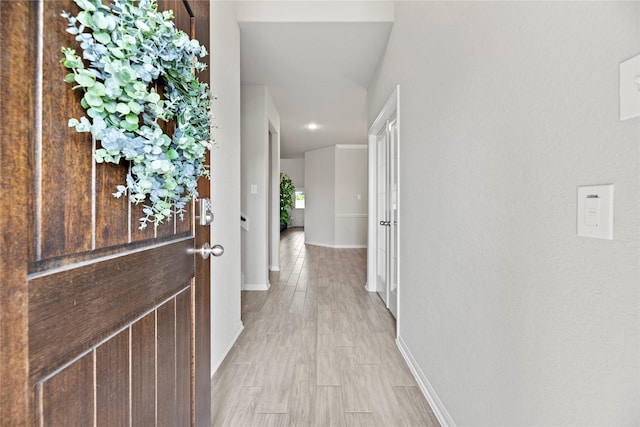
[0,0,211,425]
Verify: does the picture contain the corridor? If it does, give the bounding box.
[211,229,439,426]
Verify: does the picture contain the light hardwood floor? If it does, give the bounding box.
[211,229,440,426]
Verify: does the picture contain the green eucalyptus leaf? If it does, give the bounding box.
[166,149,178,160]
[108,47,125,59]
[121,118,138,131]
[104,101,117,113]
[74,0,97,12]
[147,92,160,104]
[94,31,111,44]
[128,101,142,114]
[87,107,105,118]
[74,72,95,87]
[125,113,138,125]
[88,82,106,96]
[116,103,130,115]
[76,11,93,27]
[94,148,107,163]
[93,12,109,30]
[84,93,103,107]
[135,19,150,32]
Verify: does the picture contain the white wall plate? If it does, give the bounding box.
[577,184,614,240]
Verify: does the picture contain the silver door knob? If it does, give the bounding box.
[188,242,224,259]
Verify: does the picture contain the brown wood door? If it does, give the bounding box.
[0,0,211,425]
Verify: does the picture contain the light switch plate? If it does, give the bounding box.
[620,54,640,120]
[577,184,613,240]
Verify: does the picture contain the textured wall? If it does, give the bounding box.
[304,146,336,246]
[335,146,368,247]
[281,158,305,188]
[368,2,640,425]
[241,85,280,288]
[209,1,243,375]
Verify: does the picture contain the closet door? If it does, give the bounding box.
[376,127,389,307]
[376,115,398,319]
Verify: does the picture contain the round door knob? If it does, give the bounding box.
[210,244,224,257]
[188,242,224,259]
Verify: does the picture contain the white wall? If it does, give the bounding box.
[304,146,335,246]
[281,158,305,227]
[281,158,304,188]
[209,1,243,375]
[241,85,280,289]
[368,2,640,425]
[335,145,368,247]
[305,145,368,247]
[237,1,393,23]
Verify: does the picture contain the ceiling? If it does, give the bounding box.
[239,22,392,159]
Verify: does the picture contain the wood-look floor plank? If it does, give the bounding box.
[314,386,346,427]
[211,363,251,425]
[337,346,371,413]
[317,305,333,333]
[287,364,316,426]
[254,342,297,414]
[220,386,262,426]
[393,386,441,426]
[317,333,341,386]
[211,229,439,427]
[253,413,289,426]
[343,411,382,426]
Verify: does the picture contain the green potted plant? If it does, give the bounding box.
[280,172,295,231]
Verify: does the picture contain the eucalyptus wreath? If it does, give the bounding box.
[61,0,212,229]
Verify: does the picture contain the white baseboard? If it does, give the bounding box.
[396,335,456,427]
[242,282,271,291]
[305,241,367,249]
[365,281,376,292]
[269,266,280,272]
[211,322,244,376]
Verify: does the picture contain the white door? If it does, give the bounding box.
[376,115,399,318]
[388,115,399,318]
[376,128,389,306]
[368,86,400,325]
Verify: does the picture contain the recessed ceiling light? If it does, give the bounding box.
[305,122,320,131]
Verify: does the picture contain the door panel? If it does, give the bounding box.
[0,0,211,425]
[131,313,157,425]
[375,113,399,319]
[39,353,94,425]
[388,117,399,318]
[376,130,389,306]
[95,330,129,425]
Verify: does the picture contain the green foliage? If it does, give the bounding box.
[280,173,295,226]
[61,0,213,228]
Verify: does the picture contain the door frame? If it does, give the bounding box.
[367,85,400,334]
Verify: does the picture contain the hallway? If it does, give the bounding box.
[211,229,439,426]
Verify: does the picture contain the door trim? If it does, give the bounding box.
[367,85,400,334]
